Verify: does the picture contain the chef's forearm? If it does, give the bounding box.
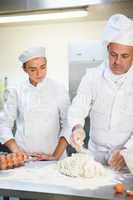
[124,135,133,150]
[53,137,68,160]
[4,138,21,153]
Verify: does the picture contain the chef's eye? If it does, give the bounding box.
[122,54,129,59]
[30,69,36,72]
[41,65,47,70]
[110,52,117,57]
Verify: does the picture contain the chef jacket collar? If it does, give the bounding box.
[27,77,48,89]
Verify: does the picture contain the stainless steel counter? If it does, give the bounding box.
[0,161,133,200]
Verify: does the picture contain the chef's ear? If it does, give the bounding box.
[22,63,27,72]
[132,47,133,60]
[107,43,110,51]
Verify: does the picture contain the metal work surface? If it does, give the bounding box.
[0,161,133,200]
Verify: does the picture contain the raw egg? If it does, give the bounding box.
[113,183,125,193]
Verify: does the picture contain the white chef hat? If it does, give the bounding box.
[103,14,133,46]
[19,46,46,64]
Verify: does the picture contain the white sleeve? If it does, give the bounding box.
[0,88,18,144]
[124,134,133,150]
[68,70,94,134]
[57,85,70,140]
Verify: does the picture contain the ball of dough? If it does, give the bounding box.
[58,153,105,178]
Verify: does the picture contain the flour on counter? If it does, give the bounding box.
[0,160,119,190]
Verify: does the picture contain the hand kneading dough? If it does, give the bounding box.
[57,153,105,178]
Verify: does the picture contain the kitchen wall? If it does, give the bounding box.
[0,19,105,89]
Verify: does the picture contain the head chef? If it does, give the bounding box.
[19,46,47,86]
[68,14,133,171]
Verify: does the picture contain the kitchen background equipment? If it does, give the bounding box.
[0,77,8,111]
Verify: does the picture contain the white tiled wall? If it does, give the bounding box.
[0,20,105,89]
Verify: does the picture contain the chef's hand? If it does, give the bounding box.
[4,138,29,162]
[70,125,86,152]
[4,138,21,153]
[31,137,68,161]
[108,149,126,170]
[30,153,56,161]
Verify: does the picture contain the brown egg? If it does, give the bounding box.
[13,157,21,167]
[0,154,6,161]
[9,153,17,167]
[0,162,8,170]
[10,153,16,159]
[0,157,8,170]
[10,153,21,167]
[16,152,25,166]
[113,183,125,193]
[6,154,14,169]
[126,190,133,196]
[7,159,14,169]
[16,152,24,160]
[6,153,12,161]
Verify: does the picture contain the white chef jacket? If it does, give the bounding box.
[0,77,70,154]
[68,62,133,162]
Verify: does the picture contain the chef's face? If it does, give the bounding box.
[23,57,47,86]
[108,43,133,75]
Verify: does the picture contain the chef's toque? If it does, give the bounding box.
[19,46,46,64]
[103,14,133,46]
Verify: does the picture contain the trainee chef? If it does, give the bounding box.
[0,46,70,160]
